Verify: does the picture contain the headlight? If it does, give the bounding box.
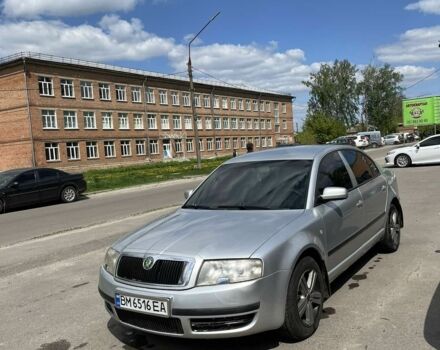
[387,150,396,155]
[104,248,120,276]
[197,259,263,286]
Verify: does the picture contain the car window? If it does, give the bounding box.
[340,150,375,186]
[315,152,353,205]
[183,160,313,210]
[38,169,59,180]
[15,171,36,185]
[420,136,440,147]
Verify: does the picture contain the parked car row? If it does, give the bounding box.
[327,135,369,148]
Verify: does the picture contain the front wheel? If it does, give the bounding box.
[280,256,324,341]
[61,186,78,203]
[395,154,411,168]
[379,204,401,253]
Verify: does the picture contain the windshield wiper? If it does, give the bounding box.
[215,205,271,210]
[182,204,213,209]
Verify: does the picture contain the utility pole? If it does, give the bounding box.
[187,12,220,169]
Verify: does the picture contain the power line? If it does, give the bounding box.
[404,67,440,91]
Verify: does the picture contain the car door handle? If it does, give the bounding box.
[356,200,364,208]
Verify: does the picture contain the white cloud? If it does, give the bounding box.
[405,0,440,14]
[0,15,175,61]
[395,65,437,85]
[376,25,440,63]
[1,0,139,18]
[168,42,322,93]
[183,33,203,46]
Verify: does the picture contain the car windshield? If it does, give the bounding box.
[183,160,313,210]
[0,172,17,187]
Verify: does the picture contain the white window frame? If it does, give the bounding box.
[215,137,222,150]
[118,113,129,130]
[267,119,272,129]
[238,99,244,111]
[63,111,78,129]
[149,140,159,154]
[66,142,80,160]
[146,88,155,104]
[214,117,221,130]
[80,81,93,99]
[260,101,265,112]
[254,119,259,130]
[120,140,131,157]
[233,137,238,149]
[207,138,214,151]
[222,97,228,109]
[205,117,212,130]
[247,118,252,130]
[194,94,201,107]
[266,102,271,112]
[240,137,246,149]
[131,86,142,103]
[175,139,183,153]
[38,76,54,96]
[186,139,194,152]
[203,95,210,108]
[86,141,99,159]
[135,140,146,155]
[134,114,144,129]
[159,90,168,105]
[161,115,170,130]
[283,120,287,130]
[184,116,192,130]
[104,141,116,158]
[42,110,57,129]
[83,111,96,129]
[253,100,258,112]
[171,91,179,106]
[60,79,75,98]
[230,98,236,110]
[239,118,245,130]
[147,114,157,130]
[183,93,191,107]
[223,117,230,129]
[225,138,231,149]
[99,83,111,101]
[45,143,59,161]
[196,117,202,130]
[246,99,251,111]
[116,85,127,102]
[213,96,220,109]
[173,115,181,130]
[199,138,204,152]
[231,118,238,130]
[282,103,287,113]
[102,112,113,129]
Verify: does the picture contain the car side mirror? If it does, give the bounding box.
[184,189,194,199]
[320,187,348,201]
[415,144,420,149]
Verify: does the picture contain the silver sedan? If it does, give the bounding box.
[98,145,403,341]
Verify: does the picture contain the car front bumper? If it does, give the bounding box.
[385,154,396,165]
[98,266,290,338]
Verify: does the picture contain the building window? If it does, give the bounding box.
[275,125,280,133]
[283,119,287,129]
[159,90,168,105]
[239,118,245,130]
[134,114,143,129]
[267,119,272,129]
[266,102,271,112]
[86,141,99,159]
[254,119,259,130]
[231,118,238,129]
[194,94,201,107]
[183,92,190,107]
[171,91,179,106]
[223,117,230,129]
[83,111,96,129]
[38,76,54,96]
[115,85,127,101]
[225,138,231,149]
[241,137,246,148]
[268,137,273,147]
[104,141,116,158]
[214,117,221,130]
[207,138,214,151]
[66,142,80,160]
[135,140,146,155]
[215,137,222,150]
[261,119,266,130]
[60,79,75,98]
[196,117,202,130]
[186,139,194,152]
[42,110,57,129]
[255,137,261,148]
[238,99,244,111]
[175,139,182,153]
[260,101,265,112]
[63,111,77,129]
[199,138,204,152]
[173,115,181,130]
[246,99,251,111]
[161,115,170,130]
[274,103,279,122]
[253,100,258,111]
[205,117,212,130]
[282,103,287,113]
[99,83,111,100]
[230,98,236,110]
[131,87,141,103]
[232,137,238,149]
[146,88,155,104]
[203,95,210,108]
[222,97,228,109]
[184,116,192,130]
[262,137,267,148]
[102,112,113,129]
[80,81,93,99]
[120,140,131,156]
[149,140,159,154]
[45,143,59,161]
[118,113,129,129]
[213,96,220,109]
[247,118,252,130]
[147,114,157,129]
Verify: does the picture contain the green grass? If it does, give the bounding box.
[84,156,231,193]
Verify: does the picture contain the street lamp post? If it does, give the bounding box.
[187,12,220,169]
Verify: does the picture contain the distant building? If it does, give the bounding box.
[0,52,294,171]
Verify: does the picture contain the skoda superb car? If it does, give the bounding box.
[99,145,403,341]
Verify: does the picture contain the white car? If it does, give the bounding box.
[385,134,440,167]
[347,135,369,148]
[383,134,401,145]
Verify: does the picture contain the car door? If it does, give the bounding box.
[36,169,61,202]
[340,149,387,242]
[6,170,39,208]
[413,136,440,164]
[313,151,364,273]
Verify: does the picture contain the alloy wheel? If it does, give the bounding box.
[396,155,409,168]
[297,269,322,327]
[63,187,76,202]
[389,209,401,247]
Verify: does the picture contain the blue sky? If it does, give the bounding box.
[1,0,439,126]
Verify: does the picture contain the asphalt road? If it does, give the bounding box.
[2,144,438,350]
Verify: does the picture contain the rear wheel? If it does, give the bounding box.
[280,256,324,341]
[379,204,401,253]
[61,186,78,203]
[395,154,411,168]
[371,143,378,148]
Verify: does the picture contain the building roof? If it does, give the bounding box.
[0,52,293,99]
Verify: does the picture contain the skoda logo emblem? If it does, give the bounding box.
[143,256,155,270]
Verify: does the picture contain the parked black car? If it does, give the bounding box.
[0,168,86,213]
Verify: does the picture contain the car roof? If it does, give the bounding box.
[225,145,354,163]
[0,167,61,176]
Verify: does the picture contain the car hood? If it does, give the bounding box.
[116,209,304,259]
[390,145,415,154]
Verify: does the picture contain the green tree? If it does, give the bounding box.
[303,59,359,127]
[301,113,346,144]
[358,64,404,134]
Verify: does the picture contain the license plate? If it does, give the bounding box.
[115,293,169,317]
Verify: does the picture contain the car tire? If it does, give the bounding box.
[395,154,411,168]
[371,143,378,148]
[279,256,324,341]
[379,204,401,253]
[60,185,78,203]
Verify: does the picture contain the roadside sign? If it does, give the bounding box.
[402,97,439,127]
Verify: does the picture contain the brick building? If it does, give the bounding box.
[0,52,294,171]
